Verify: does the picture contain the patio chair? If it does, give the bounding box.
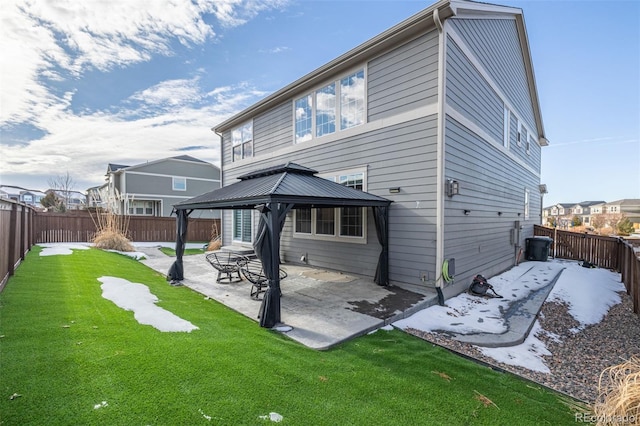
[238,257,287,300]
[205,252,248,284]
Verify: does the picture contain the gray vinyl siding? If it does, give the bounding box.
[368,31,439,121]
[443,117,541,295]
[122,160,220,218]
[446,36,503,143]
[449,18,536,133]
[222,116,438,285]
[254,103,293,154]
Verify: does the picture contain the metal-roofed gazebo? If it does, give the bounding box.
[167,162,392,328]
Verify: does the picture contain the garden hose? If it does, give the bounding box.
[442,259,454,283]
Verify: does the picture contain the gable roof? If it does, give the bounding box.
[106,155,217,175]
[174,162,391,211]
[213,0,546,144]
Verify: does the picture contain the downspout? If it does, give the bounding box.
[213,128,224,246]
[434,8,446,306]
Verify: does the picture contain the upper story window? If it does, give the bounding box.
[527,134,534,156]
[172,177,186,191]
[294,68,365,144]
[232,121,253,162]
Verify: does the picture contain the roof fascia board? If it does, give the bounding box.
[214,0,454,133]
[515,13,547,145]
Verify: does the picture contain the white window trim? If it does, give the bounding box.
[524,188,530,220]
[503,105,510,149]
[293,66,367,144]
[231,120,254,162]
[172,177,186,191]
[293,167,368,244]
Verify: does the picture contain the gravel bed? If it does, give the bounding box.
[403,291,640,403]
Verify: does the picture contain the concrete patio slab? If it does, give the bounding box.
[138,247,438,350]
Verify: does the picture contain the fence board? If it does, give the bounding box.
[34,212,219,244]
[0,200,35,291]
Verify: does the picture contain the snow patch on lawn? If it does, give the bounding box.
[98,276,198,332]
[39,243,90,256]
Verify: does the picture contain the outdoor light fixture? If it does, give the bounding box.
[389,187,401,194]
[446,179,459,197]
[464,209,471,215]
[539,184,548,194]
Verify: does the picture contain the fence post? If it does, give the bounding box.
[7,203,17,278]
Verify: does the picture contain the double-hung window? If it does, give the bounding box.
[293,169,367,243]
[294,68,365,144]
[232,121,253,162]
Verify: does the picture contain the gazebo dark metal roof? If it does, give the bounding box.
[173,162,391,211]
[168,162,392,329]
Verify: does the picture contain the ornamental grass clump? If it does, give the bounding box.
[594,355,640,425]
[89,188,134,252]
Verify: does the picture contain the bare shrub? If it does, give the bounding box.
[89,188,134,252]
[93,229,134,252]
[206,221,221,251]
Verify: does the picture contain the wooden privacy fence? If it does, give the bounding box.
[0,199,36,291]
[534,225,639,317]
[34,212,220,244]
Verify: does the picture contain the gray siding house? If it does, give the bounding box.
[214,0,547,298]
[102,155,220,218]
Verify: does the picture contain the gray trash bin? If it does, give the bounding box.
[525,236,553,261]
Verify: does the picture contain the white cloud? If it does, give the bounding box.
[0,0,288,190]
[0,82,267,188]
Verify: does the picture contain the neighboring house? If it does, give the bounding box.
[598,199,640,230]
[543,201,604,226]
[102,155,220,218]
[20,190,47,208]
[211,0,548,298]
[0,185,46,209]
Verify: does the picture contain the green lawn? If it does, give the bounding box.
[0,247,578,425]
[158,246,205,257]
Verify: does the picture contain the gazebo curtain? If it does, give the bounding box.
[167,208,190,282]
[253,202,294,328]
[373,205,389,286]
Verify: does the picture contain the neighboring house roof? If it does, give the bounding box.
[174,162,391,210]
[608,199,640,206]
[213,0,547,146]
[107,163,129,173]
[577,201,606,207]
[106,155,217,174]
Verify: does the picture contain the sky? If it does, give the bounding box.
[1,0,638,206]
